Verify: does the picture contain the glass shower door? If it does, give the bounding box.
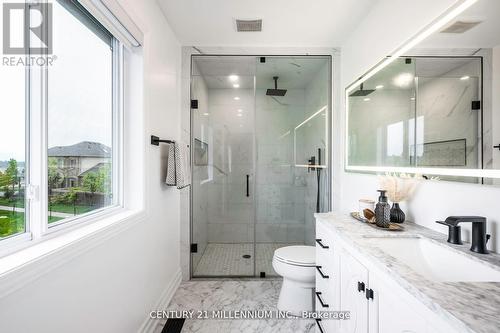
[190,56,256,277]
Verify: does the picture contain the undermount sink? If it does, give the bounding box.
[364,237,500,282]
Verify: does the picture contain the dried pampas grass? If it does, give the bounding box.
[378,173,423,203]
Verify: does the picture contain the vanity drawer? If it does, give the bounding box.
[316,221,335,274]
[316,221,334,257]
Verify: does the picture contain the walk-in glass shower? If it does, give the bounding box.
[190,56,331,277]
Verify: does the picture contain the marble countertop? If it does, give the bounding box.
[315,212,500,333]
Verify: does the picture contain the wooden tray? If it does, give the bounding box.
[350,212,404,231]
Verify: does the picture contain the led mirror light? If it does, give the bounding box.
[345,0,478,95]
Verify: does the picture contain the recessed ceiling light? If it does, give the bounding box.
[203,112,209,116]
[233,84,240,88]
[376,85,384,89]
[460,75,470,80]
[410,97,415,101]
[363,98,371,102]
[393,73,414,88]
[229,75,238,82]
[237,109,243,113]
[234,97,240,100]
[237,113,243,117]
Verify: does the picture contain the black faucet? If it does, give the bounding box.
[436,216,491,254]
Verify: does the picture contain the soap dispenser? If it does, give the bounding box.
[375,190,390,228]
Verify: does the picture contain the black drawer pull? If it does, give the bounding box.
[357,281,365,292]
[316,266,329,279]
[315,291,329,308]
[315,318,325,333]
[315,238,329,249]
[366,288,374,300]
[246,175,249,197]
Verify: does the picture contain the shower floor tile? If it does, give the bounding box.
[193,243,300,277]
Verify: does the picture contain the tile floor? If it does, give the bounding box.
[154,280,316,333]
[193,243,300,277]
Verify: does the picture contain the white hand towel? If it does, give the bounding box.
[166,142,191,189]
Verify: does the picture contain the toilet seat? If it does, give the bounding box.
[274,245,315,267]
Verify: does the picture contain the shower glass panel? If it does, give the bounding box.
[190,55,331,277]
[191,56,256,277]
[254,57,330,276]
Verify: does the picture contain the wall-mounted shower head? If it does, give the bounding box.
[266,76,287,96]
[349,83,375,97]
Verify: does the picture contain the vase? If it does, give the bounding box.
[390,203,405,223]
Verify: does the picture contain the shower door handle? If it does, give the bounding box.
[246,175,249,197]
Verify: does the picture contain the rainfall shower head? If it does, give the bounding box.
[266,76,287,96]
[349,83,375,97]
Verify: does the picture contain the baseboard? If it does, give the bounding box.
[138,268,182,333]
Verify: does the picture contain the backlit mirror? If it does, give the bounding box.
[346,0,500,184]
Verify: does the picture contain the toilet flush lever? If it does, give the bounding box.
[494,144,500,151]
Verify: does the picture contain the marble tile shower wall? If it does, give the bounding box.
[206,89,255,244]
[198,64,330,245]
[255,89,308,244]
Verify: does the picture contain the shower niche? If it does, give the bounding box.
[190,55,331,277]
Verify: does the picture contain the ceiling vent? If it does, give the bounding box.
[236,19,262,32]
[440,21,482,33]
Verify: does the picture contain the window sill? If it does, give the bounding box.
[0,208,147,298]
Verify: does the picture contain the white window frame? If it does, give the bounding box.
[0,0,125,255]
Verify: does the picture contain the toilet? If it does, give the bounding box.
[272,245,316,315]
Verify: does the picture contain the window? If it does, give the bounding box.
[0,1,122,245]
[0,63,25,240]
[47,1,117,226]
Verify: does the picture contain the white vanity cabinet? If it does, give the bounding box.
[339,251,368,333]
[368,274,427,333]
[315,219,458,333]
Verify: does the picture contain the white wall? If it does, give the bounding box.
[0,0,182,332]
[337,0,500,252]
